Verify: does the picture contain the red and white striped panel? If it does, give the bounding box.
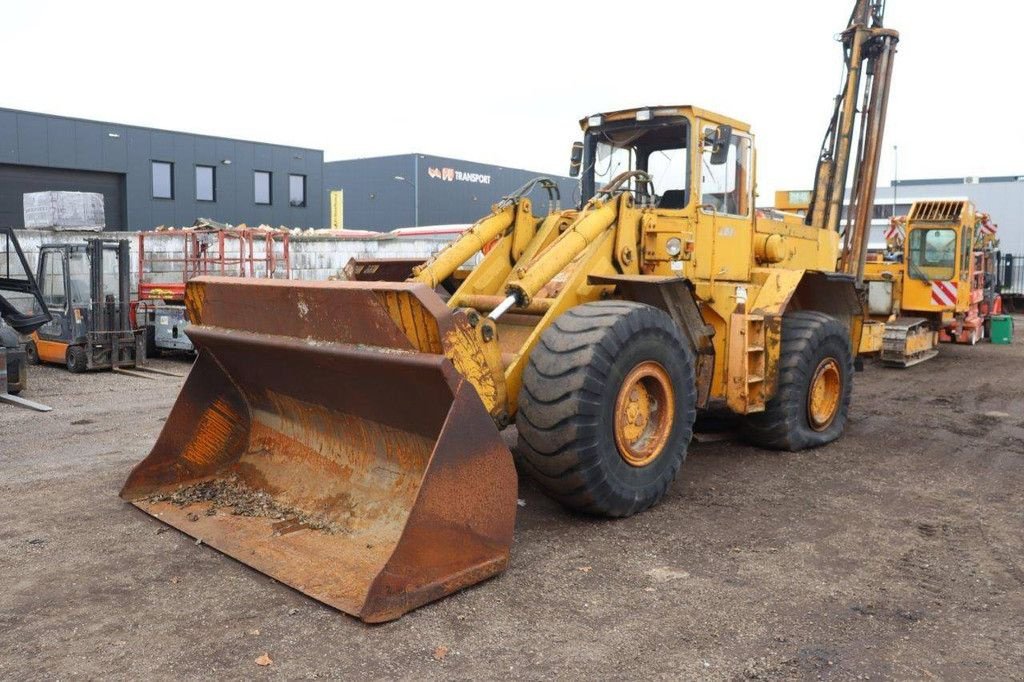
[979,220,997,236]
[884,224,901,241]
[931,280,958,307]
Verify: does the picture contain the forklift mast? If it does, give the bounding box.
[88,238,132,336]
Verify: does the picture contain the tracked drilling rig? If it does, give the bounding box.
[864,202,1003,366]
[122,1,899,622]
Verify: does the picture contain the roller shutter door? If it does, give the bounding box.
[0,163,126,229]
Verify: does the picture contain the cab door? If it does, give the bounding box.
[694,122,753,282]
[34,247,73,362]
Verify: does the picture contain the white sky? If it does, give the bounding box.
[2,1,1022,201]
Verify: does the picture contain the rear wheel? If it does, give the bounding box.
[743,311,852,451]
[6,357,24,394]
[66,345,88,373]
[25,341,40,365]
[517,301,696,517]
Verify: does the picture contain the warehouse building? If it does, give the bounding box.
[323,153,578,231]
[0,107,324,230]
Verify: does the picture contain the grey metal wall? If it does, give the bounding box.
[323,153,578,231]
[0,108,324,230]
[322,155,416,230]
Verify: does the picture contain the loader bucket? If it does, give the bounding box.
[120,277,517,623]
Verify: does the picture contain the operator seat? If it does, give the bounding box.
[658,190,688,209]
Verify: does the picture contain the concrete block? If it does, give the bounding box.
[23,191,105,231]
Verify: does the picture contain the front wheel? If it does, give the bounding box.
[25,341,40,365]
[743,311,853,451]
[517,302,697,517]
[66,345,88,373]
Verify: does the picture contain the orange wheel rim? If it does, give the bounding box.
[614,361,674,467]
[807,358,841,431]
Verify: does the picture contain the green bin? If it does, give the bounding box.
[989,315,1014,344]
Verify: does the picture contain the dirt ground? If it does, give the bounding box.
[2,321,1023,680]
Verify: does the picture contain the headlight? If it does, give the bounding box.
[666,237,682,257]
[635,109,652,122]
[587,115,603,127]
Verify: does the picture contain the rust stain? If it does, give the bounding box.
[180,397,245,468]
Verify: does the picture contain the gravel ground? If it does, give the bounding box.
[1,321,1023,680]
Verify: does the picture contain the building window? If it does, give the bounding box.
[289,174,306,207]
[195,165,215,202]
[152,161,173,199]
[254,171,272,205]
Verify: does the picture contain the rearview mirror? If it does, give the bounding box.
[709,124,733,165]
[569,141,584,177]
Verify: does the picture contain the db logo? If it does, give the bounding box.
[427,167,456,182]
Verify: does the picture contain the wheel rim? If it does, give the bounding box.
[614,360,674,467]
[807,357,842,431]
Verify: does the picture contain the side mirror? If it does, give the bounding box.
[709,124,733,165]
[569,141,584,177]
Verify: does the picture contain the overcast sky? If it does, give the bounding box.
[2,1,1021,202]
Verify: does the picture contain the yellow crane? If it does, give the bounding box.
[122,1,899,622]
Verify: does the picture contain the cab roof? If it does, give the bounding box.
[579,105,751,134]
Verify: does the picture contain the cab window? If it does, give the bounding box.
[907,228,957,280]
[68,252,92,306]
[39,251,66,308]
[96,248,122,302]
[701,129,751,216]
[592,141,634,191]
[959,225,971,281]
[582,119,690,208]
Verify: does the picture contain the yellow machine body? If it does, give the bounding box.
[123,2,898,622]
[433,106,861,419]
[861,200,1000,365]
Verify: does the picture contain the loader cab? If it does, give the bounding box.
[576,106,753,218]
[575,106,756,281]
[577,109,692,208]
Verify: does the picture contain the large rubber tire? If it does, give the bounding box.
[743,310,853,451]
[25,340,40,365]
[66,345,88,373]
[517,301,697,517]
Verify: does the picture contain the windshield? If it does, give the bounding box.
[907,228,957,280]
[582,119,689,208]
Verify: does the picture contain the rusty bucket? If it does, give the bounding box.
[120,277,517,623]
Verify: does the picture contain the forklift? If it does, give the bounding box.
[26,238,149,374]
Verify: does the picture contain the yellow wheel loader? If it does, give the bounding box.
[122,1,898,622]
